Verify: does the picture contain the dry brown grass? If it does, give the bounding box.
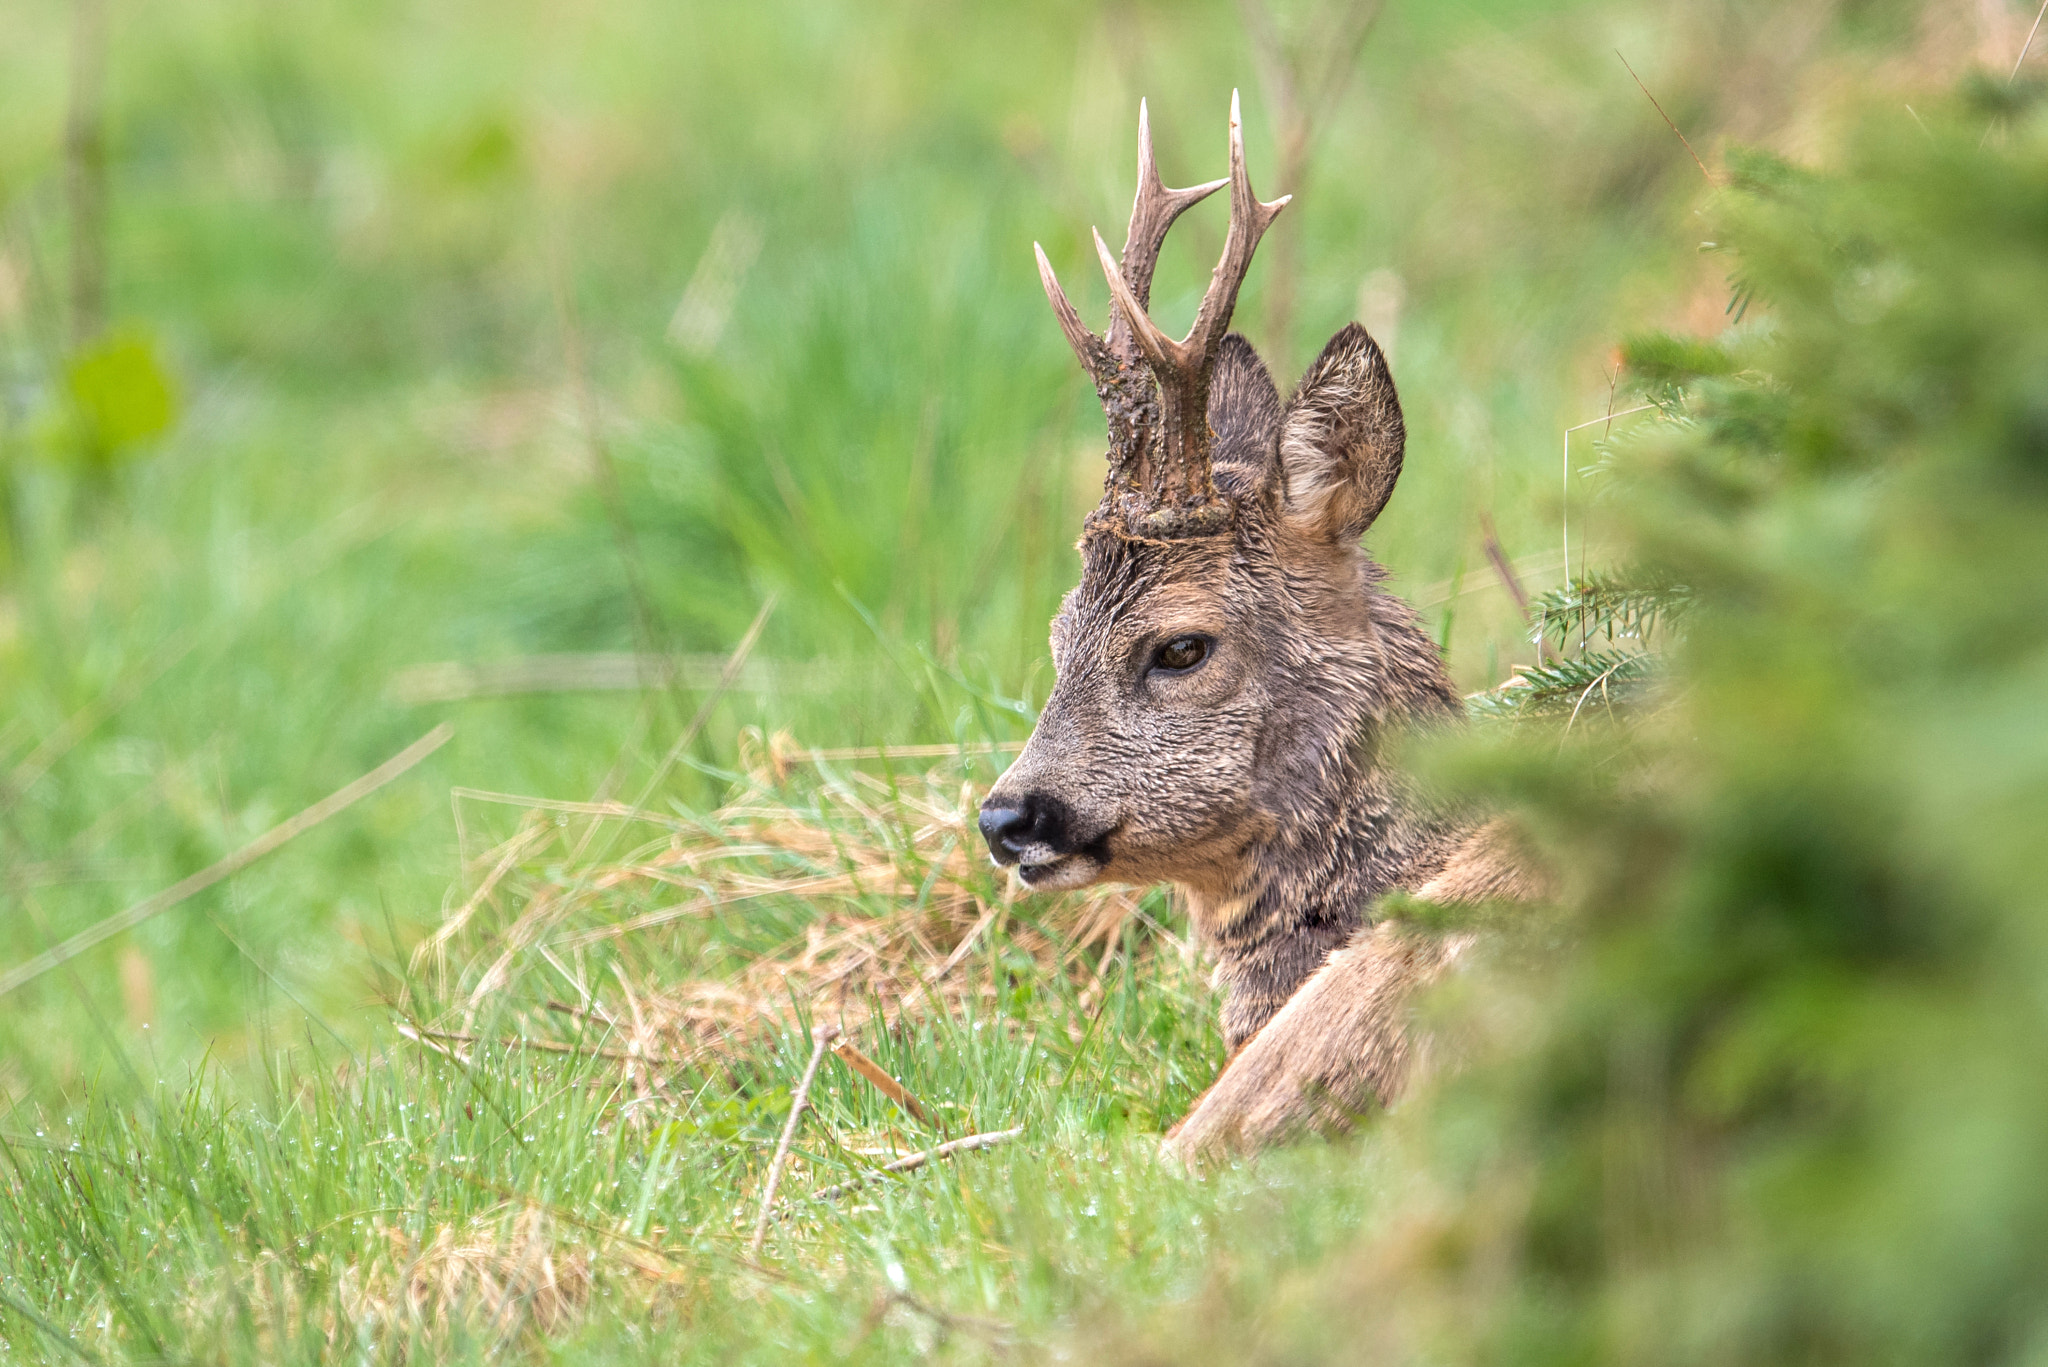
[408,730,1161,1086]
[173,1206,680,1360]
[341,1208,599,1348]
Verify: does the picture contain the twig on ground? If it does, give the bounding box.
[831,1038,934,1127]
[0,724,454,999]
[749,1024,840,1256]
[806,1126,1025,1204]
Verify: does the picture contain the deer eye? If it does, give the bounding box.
[1150,635,1210,674]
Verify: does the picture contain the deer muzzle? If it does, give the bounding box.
[976,786,1113,889]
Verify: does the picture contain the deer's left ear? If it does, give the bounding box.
[1275,323,1404,544]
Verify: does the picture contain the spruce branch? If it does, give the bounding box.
[1473,649,1659,720]
[1528,574,1692,650]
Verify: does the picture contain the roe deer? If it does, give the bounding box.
[979,94,1540,1159]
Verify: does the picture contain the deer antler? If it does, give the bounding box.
[1035,93,1287,540]
[1035,100,1225,389]
[1036,101,1226,524]
[1096,90,1288,530]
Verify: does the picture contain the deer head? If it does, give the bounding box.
[980,95,1458,921]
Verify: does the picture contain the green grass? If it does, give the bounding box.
[0,0,1980,1358]
[0,976,1186,1361]
[0,752,1340,1363]
[0,1023,1396,1363]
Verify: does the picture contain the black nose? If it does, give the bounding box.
[979,793,1090,867]
[978,804,1035,862]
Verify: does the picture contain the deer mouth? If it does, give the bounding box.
[1016,850,1107,890]
[1016,819,1117,887]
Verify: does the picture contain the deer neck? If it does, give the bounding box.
[1188,592,1467,1051]
[1190,767,1458,1051]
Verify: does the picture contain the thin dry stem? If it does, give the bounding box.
[0,724,454,999]
[1478,513,1551,665]
[2011,0,2048,83]
[750,1024,839,1256]
[1616,50,1714,184]
[806,1127,1026,1204]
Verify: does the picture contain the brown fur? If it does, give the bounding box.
[1166,924,1473,1157]
[1166,820,1545,1160]
[982,106,1541,1160]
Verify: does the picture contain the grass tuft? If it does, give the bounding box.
[412,743,1177,1084]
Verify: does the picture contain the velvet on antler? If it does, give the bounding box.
[1035,91,1289,540]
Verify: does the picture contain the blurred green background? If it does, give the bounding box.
[0,0,1984,1089]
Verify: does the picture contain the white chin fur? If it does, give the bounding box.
[1016,856,1101,891]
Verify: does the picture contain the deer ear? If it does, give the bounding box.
[1208,333,1282,486]
[1276,323,1404,544]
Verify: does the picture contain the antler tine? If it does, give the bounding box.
[1106,99,1228,361]
[1184,89,1290,368]
[1094,91,1289,381]
[1032,101,1220,387]
[1093,227,1178,372]
[1035,95,1286,537]
[1034,242,1114,385]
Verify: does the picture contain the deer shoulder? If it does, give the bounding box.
[1164,820,1543,1163]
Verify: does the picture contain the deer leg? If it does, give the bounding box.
[1164,922,1471,1162]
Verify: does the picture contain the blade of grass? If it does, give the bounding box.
[0,723,453,999]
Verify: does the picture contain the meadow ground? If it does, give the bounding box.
[5,0,2041,1360]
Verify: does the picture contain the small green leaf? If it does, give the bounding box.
[65,327,179,461]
